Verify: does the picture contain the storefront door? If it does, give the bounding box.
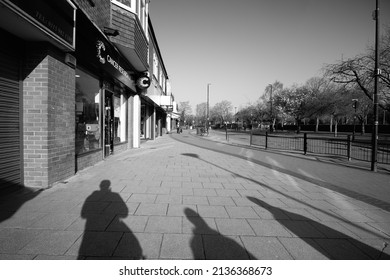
[104,92,114,157]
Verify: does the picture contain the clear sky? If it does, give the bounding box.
[149,0,390,112]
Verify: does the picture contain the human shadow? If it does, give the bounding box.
[247,196,390,260]
[184,208,256,260]
[181,152,387,240]
[176,136,390,212]
[0,179,43,224]
[77,180,143,259]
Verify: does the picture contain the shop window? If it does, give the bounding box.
[75,69,101,154]
[153,53,158,78]
[113,94,127,143]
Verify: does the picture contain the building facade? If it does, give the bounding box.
[146,17,179,138]
[0,0,176,193]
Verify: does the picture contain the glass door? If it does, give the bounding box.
[104,92,114,157]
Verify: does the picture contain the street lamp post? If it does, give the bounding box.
[206,83,211,135]
[352,99,358,141]
[269,84,274,132]
[371,0,380,172]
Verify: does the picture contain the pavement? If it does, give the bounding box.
[0,129,389,260]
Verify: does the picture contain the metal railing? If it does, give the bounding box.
[250,132,390,164]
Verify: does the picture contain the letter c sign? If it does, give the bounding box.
[136,76,151,89]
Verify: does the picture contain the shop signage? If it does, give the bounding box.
[76,9,135,90]
[8,0,75,47]
[96,40,130,80]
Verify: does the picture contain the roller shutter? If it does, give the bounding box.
[0,40,21,191]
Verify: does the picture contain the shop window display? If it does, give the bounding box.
[75,69,101,154]
[112,93,127,144]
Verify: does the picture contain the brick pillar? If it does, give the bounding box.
[23,45,75,188]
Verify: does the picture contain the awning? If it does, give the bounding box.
[169,112,181,119]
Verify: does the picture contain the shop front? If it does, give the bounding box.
[139,96,167,140]
[75,8,136,171]
[140,97,155,140]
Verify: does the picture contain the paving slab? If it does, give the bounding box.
[241,236,293,260]
[215,218,255,236]
[183,196,209,205]
[208,196,236,206]
[28,213,80,230]
[113,232,162,259]
[0,228,43,254]
[160,234,203,259]
[144,216,182,234]
[20,230,82,256]
[156,195,183,204]
[247,219,293,237]
[167,204,197,217]
[203,235,252,260]
[106,215,148,233]
[225,206,260,219]
[313,238,372,260]
[197,205,229,218]
[134,203,168,216]
[193,188,218,197]
[278,237,329,260]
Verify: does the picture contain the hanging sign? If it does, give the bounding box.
[136,75,151,89]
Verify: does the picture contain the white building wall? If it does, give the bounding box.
[128,95,141,148]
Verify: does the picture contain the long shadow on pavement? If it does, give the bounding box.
[174,133,390,212]
[181,153,389,250]
[184,208,255,259]
[247,196,390,260]
[0,179,43,225]
[77,180,143,259]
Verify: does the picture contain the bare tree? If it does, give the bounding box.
[325,27,390,109]
[273,85,309,133]
[178,101,193,125]
[210,100,233,124]
[262,81,284,131]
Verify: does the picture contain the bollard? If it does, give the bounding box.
[303,133,307,155]
[347,135,351,161]
[265,131,268,149]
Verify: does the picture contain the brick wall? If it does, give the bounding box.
[47,56,75,185]
[23,45,75,188]
[76,150,102,171]
[73,0,111,29]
